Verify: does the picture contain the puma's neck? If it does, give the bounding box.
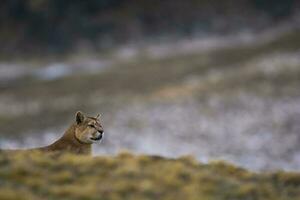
[45,123,92,154]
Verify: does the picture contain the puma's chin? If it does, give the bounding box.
[90,135,102,141]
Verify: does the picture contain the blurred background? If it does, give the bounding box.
[0,0,299,171]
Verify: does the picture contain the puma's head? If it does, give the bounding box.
[74,111,104,144]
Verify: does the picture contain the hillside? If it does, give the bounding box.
[0,151,299,200]
[0,0,299,56]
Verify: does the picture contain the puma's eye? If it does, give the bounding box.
[88,124,95,128]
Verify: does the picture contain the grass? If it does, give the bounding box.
[0,151,299,200]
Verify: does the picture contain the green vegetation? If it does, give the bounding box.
[0,151,299,200]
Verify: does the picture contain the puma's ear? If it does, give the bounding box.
[75,111,85,124]
[96,114,101,119]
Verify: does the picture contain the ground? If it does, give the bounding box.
[0,151,299,200]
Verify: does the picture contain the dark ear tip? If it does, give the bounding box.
[76,111,83,116]
[75,111,85,124]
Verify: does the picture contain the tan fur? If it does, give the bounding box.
[2,111,104,155]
